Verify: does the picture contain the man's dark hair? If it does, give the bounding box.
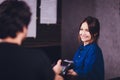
[0,0,31,38]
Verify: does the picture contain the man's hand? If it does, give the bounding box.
[53,59,62,74]
[53,59,64,80]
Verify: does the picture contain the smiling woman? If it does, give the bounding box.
[67,16,104,80]
[79,22,92,46]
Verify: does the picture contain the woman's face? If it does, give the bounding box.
[79,22,92,45]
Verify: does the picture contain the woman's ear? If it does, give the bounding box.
[94,33,98,37]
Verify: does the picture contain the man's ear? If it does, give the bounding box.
[21,26,28,38]
[23,26,28,34]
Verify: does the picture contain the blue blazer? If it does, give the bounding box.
[73,42,104,80]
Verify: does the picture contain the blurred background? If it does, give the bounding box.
[1,0,120,79]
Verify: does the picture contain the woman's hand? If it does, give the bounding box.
[67,69,77,76]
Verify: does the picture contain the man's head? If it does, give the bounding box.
[0,0,31,39]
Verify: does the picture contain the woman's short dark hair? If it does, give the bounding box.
[0,0,31,38]
[79,16,100,43]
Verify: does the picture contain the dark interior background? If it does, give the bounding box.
[22,0,120,79]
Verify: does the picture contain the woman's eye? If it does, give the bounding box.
[85,29,89,32]
[80,28,83,30]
